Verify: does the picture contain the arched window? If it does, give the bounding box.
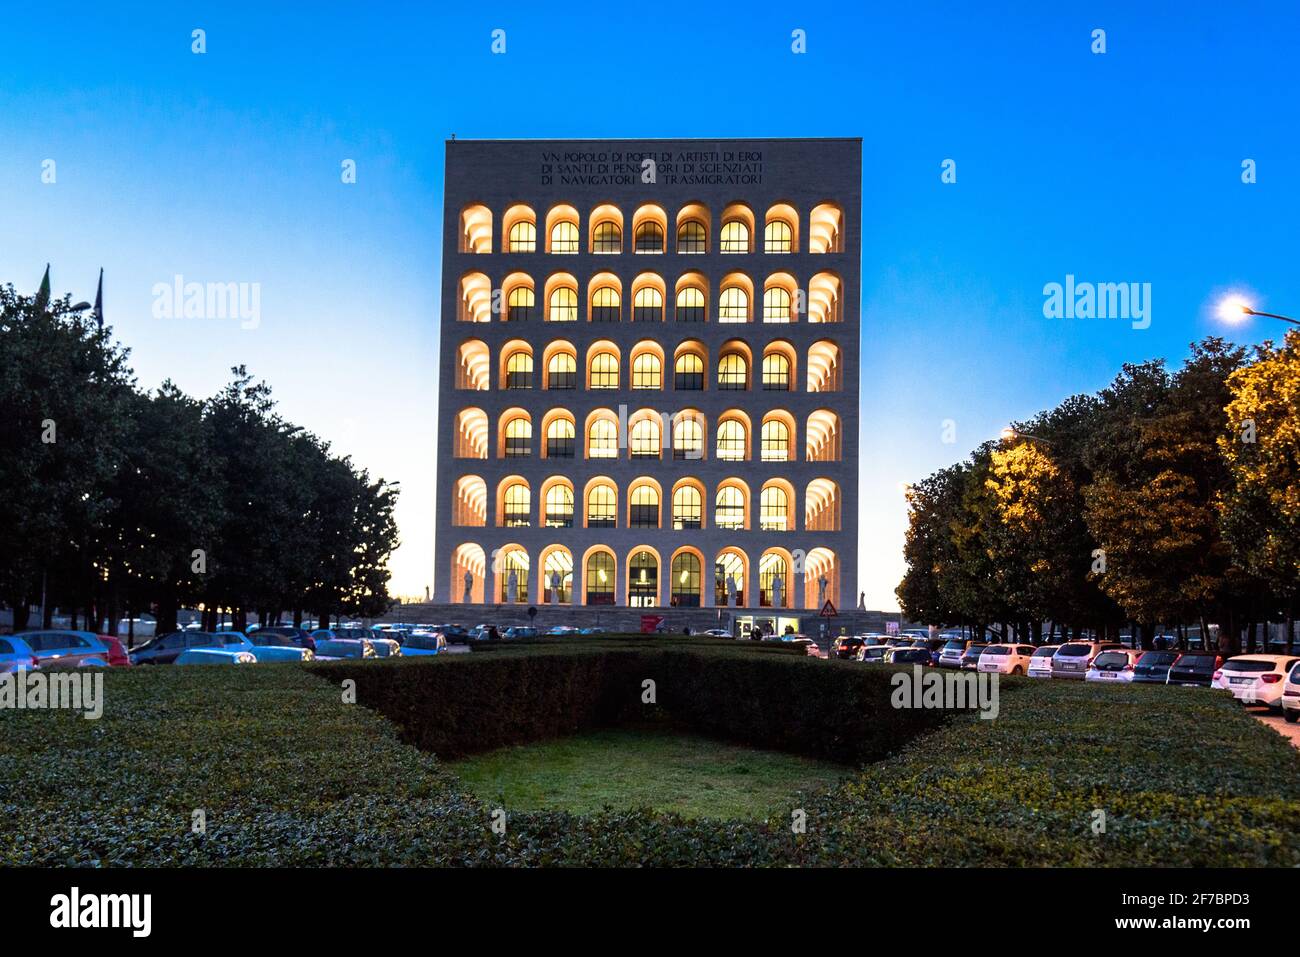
[592,220,621,254]
[764,219,793,254]
[505,352,533,390]
[547,352,576,390]
[588,418,618,459]
[548,286,578,322]
[591,286,621,323]
[459,205,492,253]
[587,485,617,528]
[590,352,619,389]
[674,353,705,390]
[586,550,615,604]
[715,485,746,529]
[508,220,537,253]
[673,486,702,530]
[550,220,579,254]
[632,352,662,390]
[718,353,748,390]
[763,286,792,323]
[760,485,789,531]
[499,548,530,602]
[503,482,531,527]
[716,418,747,461]
[759,552,788,608]
[761,419,789,462]
[715,550,746,606]
[718,286,749,323]
[634,221,664,253]
[628,550,658,607]
[677,220,706,254]
[720,220,750,254]
[633,286,663,322]
[762,353,790,391]
[629,485,660,528]
[675,286,706,323]
[672,416,703,460]
[546,417,575,458]
[544,484,574,528]
[504,417,532,458]
[671,552,702,607]
[507,286,535,322]
[542,548,573,603]
[630,418,661,459]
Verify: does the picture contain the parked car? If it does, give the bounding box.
[367,636,402,658]
[977,644,1035,675]
[545,625,580,637]
[175,648,257,665]
[1027,645,1060,679]
[0,636,40,673]
[701,628,733,639]
[252,625,316,651]
[1166,650,1223,687]
[1086,649,1143,683]
[909,637,947,665]
[885,637,913,648]
[1212,654,1300,709]
[855,644,890,663]
[1282,661,1300,723]
[12,630,114,668]
[1131,649,1179,684]
[313,638,377,660]
[240,631,316,662]
[960,643,988,670]
[886,646,931,665]
[433,624,469,643]
[1051,641,1123,679]
[937,639,972,669]
[400,633,446,656]
[131,631,225,665]
[502,626,540,640]
[832,636,866,659]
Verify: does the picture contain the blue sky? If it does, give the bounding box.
[3,1,1297,609]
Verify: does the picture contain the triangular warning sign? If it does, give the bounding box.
[819,600,837,617]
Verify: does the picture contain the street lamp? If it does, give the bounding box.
[1216,296,1299,326]
[999,427,1054,446]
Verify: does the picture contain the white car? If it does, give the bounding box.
[977,644,1035,675]
[1282,661,1300,723]
[855,644,890,663]
[1085,648,1142,683]
[1027,645,1060,678]
[1212,654,1300,708]
[937,639,971,669]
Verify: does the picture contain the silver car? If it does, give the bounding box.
[1051,641,1123,679]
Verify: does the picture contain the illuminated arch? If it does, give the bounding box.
[582,545,617,605]
[458,272,491,323]
[761,410,797,462]
[714,547,749,607]
[584,408,620,460]
[674,271,709,323]
[805,478,841,532]
[540,408,576,459]
[762,340,797,392]
[540,476,576,528]
[763,272,799,324]
[544,272,579,323]
[589,203,624,253]
[670,546,705,607]
[670,408,705,461]
[538,544,575,604]
[807,339,842,392]
[720,202,755,254]
[715,477,751,530]
[542,340,577,390]
[809,202,844,254]
[716,409,751,461]
[587,271,623,323]
[627,476,663,528]
[583,476,618,529]
[459,204,492,254]
[494,544,530,603]
[502,204,537,253]
[630,339,665,390]
[451,543,486,603]
[718,272,754,323]
[626,545,661,607]
[759,478,795,532]
[632,203,667,254]
[808,272,842,324]
[763,202,800,254]
[455,339,490,390]
[585,340,621,390]
[497,407,532,459]
[631,272,666,322]
[803,547,840,610]
[806,409,842,462]
[451,475,487,527]
[496,475,531,528]
[673,339,708,391]
[675,201,710,254]
[454,407,488,459]
[717,339,753,390]
[671,477,706,531]
[501,272,535,322]
[758,547,794,609]
[545,204,580,254]
[499,339,534,390]
[627,410,663,461]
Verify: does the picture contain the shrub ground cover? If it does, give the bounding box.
[2,642,1296,866]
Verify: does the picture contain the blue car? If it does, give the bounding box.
[175,648,257,665]
[400,633,446,656]
[0,635,40,673]
[313,638,377,660]
[208,631,314,663]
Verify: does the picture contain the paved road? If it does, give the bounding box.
[1247,706,1300,748]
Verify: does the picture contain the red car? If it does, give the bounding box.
[99,635,132,667]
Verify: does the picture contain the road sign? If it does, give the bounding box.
[819,600,837,618]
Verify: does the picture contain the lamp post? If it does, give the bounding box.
[1217,297,1299,326]
[999,427,1055,446]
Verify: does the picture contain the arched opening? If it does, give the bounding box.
[673,340,707,391]
[763,203,800,254]
[496,545,530,603]
[806,340,842,392]
[761,411,797,462]
[451,475,487,527]
[714,547,748,607]
[715,478,750,530]
[762,341,797,391]
[717,339,753,391]
[454,408,488,459]
[458,272,492,323]
[803,547,840,611]
[808,203,844,254]
[806,409,842,462]
[585,408,620,460]
[763,272,799,323]
[632,204,667,254]
[586,341,621,390]
[589,203,624,254]
[628,410,663,461]
[455,339,490,390]
[499,340,534,390]
[671,409,705,461]
[496,476,531,528]
[670,548,703,608]
[587,272,622,323]
[630,340,665,390]
[759,479,794,532]
[627,477,662,528]
[545,204,580,254]
[502,204,537,253]
[544,272,579,323]
[583,477,618,529]
[583,547,616,606]
[451,543,486,603]
[539,545,574,604]
[627,547,660,607]
[674,272,708,323]
[718,272,754,323]
[542,340,577,390]
[541,409,576,459]
[808,272,842,324]
[715,410,751,461]
[719,202,755,254]
[497,409,532,459]
[759,548,793,609]
[805,478,841,531]
[459,204,492,254]
[631,272,666,322]
[540,476,576,528]
[501,272,535,322]
[675,202,710,254]
[671,478,705,530]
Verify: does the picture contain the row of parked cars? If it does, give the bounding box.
[830,633,1300,720]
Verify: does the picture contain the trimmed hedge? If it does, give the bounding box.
[308,644,944,764]
[2,646,1298,866]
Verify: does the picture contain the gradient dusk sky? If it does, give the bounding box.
[3,1,1297,608]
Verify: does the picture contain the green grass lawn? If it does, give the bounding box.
[449,726,848,820]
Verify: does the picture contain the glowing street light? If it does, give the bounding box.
[1000,427,1054,446]
[1216,296,1299,326]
